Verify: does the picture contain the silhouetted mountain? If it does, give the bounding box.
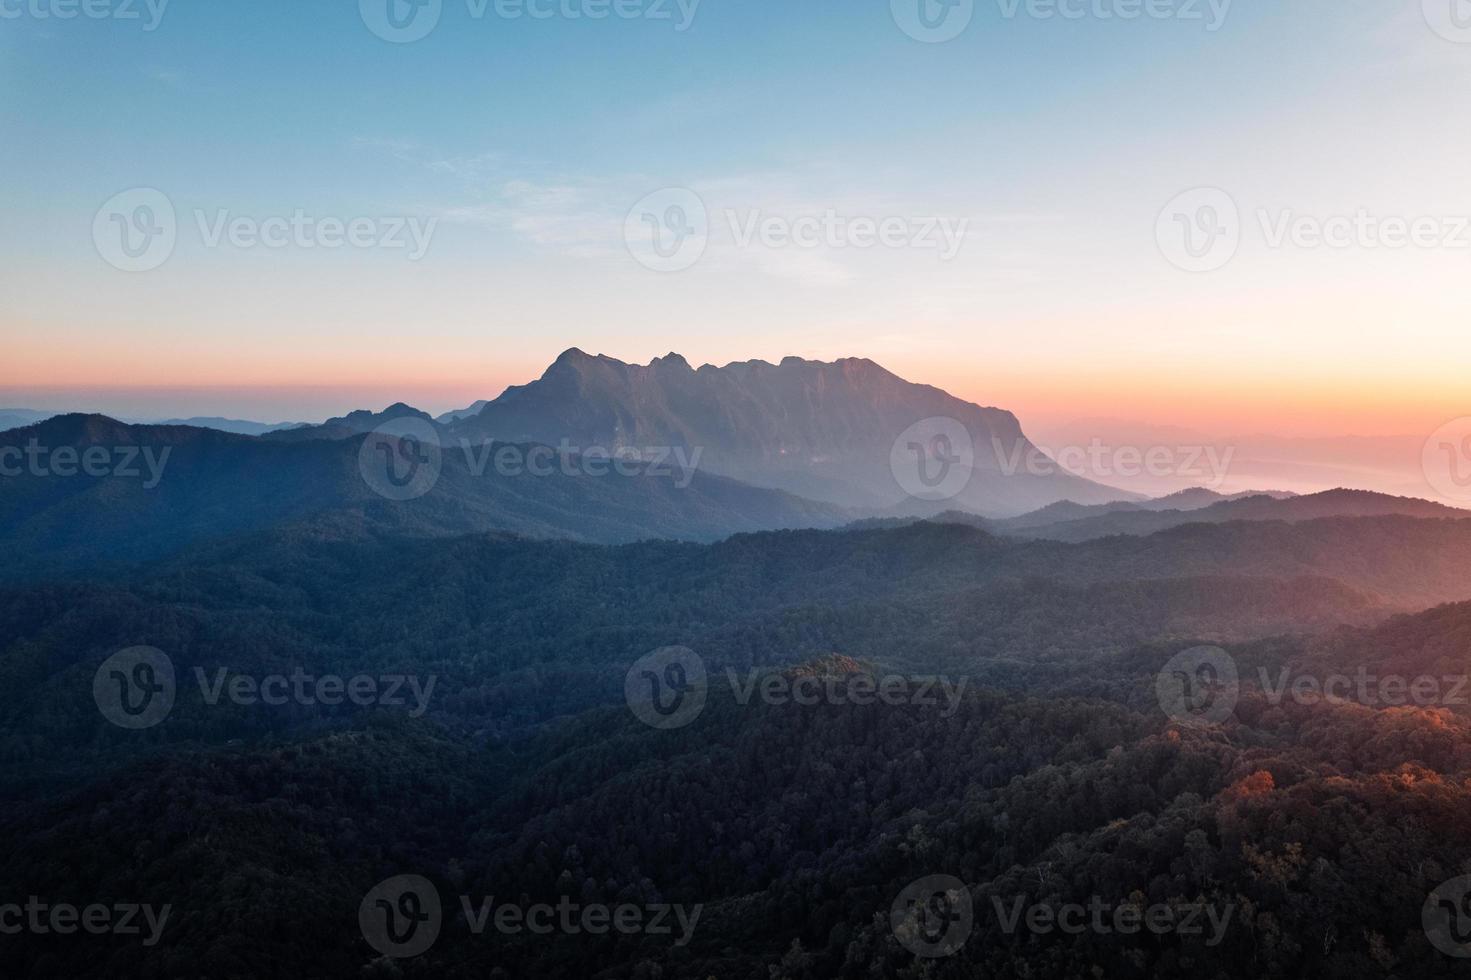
[0,414,846,579]
[996,487,1296,532]
[5,518,1471,977]
[152,416,310,436]
[436,399,490,424]
[447,349,1133,517]
[0,408,55,433]
[1146,486,1297,509]
[262,402,434,442]
[1008,488,1465,542]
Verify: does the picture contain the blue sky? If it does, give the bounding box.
[2,1,1469,433]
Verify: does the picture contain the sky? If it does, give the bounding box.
[2,0,1469,446]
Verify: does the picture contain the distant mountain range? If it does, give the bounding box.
[0,408,54,432]
[0,410,308,437]
[999,487,1466,542]
[432,349,1129,517]
[994,486,1298,531]
[152,416,309,436]
[8,353,1463,577]
[0,413,845,580]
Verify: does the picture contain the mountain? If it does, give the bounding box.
[1006,488,1465,542]
[445,349,1135,517]
[0,408,55,433]
[994,486,1295,531]
[6,516,1471,977]
[437,399,490,424]
[151,416,310,436]
[261,402,433,442]
[0,414,847,579]
[1145,486,1296,510]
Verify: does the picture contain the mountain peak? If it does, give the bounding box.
[553,347,593,365]
[448,348,1129,516]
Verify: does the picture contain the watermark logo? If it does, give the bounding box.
[625,187,708,273]
[890,417,975,502]
[723,209,968,261]
[1424,417,1471,503]
[95,189,438,270]
[360,875,442,958]
[996,0,1230,29]
[194,668,437,716]
[361,0,698,41]
[0,0,170,30]
[93,646,175,730]
[1161,190,1471,273]
[460,895,701,944]
[0,440,172,487]
[625,646,708,729]
[1424,0,1471,43]
[891,875,973,957]
[891,0,974,43]
[94,188,177,273]
[991,436,1234,487]
[359,418,443,501]
[360,878,699,958]
[360,0,443,42]
[0,899,171,946]
[990,895,1233,944]
[1425,875,1471,957]
[1156,645,1237,726]
[1157,187,1240,273]
[727,668,968,716]
[1258,666,1469,709]
[458,439,703,488]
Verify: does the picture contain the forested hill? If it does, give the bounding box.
[0,414,847,580]
[4,513,1471,791]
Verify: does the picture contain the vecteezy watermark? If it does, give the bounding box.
[1423,0,1471,44]
[622,188,969,273]
[625,646,709,729]
[194,667,437,717]
[726,669,969,717]
[624,187,709,273]
[359,418,444,502]
[92,188,177,273]
[1156,187,1241,273]
[0,0,170,30]
[992,436,1235,488]
[93,647,438,728]
[990,895,1234,946]
[93,646,176,730]
[1158,187,1471,273]
[723,209,969,262]
[1256,209,1471,253]
[624,648,969,730]
[0,899,171,947]
[1425,875,1471,958]
[360,876,442,959]
[891,0,1228,43]
[357,419,707,501]
[0,440,172,487]
[457,439,704,488]
[1423,417,1471,504]
[890,417,976,503]
[359,0,700,44]
[891,875,974,958]
[994,0,1230,29]
[359,876,701,959]
[94,188,438,272]
[1257,667,1470,709]
[1156,645,1238,726]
